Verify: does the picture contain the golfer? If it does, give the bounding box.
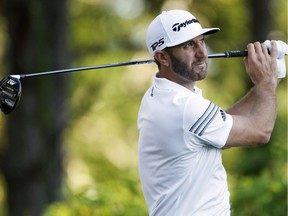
[138,10,283,215]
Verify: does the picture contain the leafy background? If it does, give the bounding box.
[0,0,287,215]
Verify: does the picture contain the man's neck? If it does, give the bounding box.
[157,71,196,91]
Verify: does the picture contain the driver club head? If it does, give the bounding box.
[0,75,22,114]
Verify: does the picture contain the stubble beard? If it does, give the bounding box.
[169,52,208,82]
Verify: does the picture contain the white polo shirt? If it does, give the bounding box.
[138,75,233,216]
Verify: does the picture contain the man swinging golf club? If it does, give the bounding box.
[137,9,286,215]
[1,10,286,115]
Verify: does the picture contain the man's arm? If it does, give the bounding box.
[224,41,279,148]
[226,79,281,116]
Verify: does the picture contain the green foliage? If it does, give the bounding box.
[231,169,287,216]
[0,0,287,215]
[44,165,147,216]
[34,0,288,215]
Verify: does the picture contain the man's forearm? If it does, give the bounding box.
[225,83,277,147]
[227,79,280,115]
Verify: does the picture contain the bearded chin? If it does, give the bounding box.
[172,60,208,81]
[193,67,208,80]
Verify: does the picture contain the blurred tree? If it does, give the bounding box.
[0,0,286,215]
[237,0,273,173]
[229,1,287,215]
[0,0,69,215]
[249,0,272,42]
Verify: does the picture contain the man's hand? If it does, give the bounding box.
[264,40,287,78]
[244,41,278,88]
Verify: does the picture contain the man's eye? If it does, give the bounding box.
[184,41,194,48]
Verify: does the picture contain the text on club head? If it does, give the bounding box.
[7,79,17,85]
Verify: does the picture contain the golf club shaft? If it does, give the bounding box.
[14,50,275,79]
[19,59,155,79]
[208,50,248,58]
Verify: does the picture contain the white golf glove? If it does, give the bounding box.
[264,40,287,78]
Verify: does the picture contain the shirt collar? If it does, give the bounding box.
[153,73,202,95]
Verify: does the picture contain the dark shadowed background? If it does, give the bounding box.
[0,0,287,215]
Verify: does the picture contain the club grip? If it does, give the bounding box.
[225,50,248,57]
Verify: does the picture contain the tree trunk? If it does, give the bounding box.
[237,0,274,176]
[0,0,70,215]
[248,0,272,42]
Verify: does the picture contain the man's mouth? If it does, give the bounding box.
[194,61,207,69]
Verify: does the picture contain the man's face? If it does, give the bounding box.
[166,35,208,81]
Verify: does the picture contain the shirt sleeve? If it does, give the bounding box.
[183,94,233,149]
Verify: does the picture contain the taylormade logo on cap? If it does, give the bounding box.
[146,10,220,56]
[172,18,200,32]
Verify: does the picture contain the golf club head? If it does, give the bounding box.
[0,75,22,114]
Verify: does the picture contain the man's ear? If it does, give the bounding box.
[154,50,170,67]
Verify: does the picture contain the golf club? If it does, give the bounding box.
[0,50,285,114]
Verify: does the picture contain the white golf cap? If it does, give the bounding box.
[146,10,220,56]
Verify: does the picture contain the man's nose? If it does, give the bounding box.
[195,44,207,58]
